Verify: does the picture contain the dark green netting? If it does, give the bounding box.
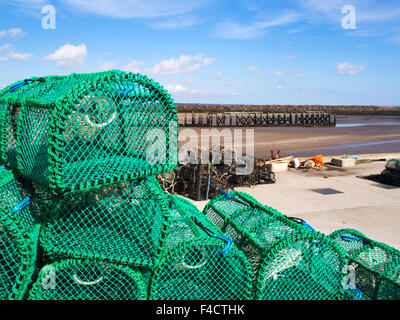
[203,190,349,300]
[28,259,147,300]
[330,229,400,300]
[257,232,347,300]
[0,71,178,195]
[40,176,169,267]
[150,194,253,300]
[0,167,40,300]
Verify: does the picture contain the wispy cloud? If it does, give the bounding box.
[281,55,296,60]
[0,28,26,38]
[146,54,215,75]
[226,80,244,86]
[247,66,259,72]
[62,0,205,19]
[151,16,196,29]
[290,67,308,78]
[336,61,366,75]
[8,51,32,61]
[0,43,32,61]
[215,12,300,39]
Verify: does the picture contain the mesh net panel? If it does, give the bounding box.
[150,194,252,300]
[0,71,178,195]
[330,229,400,300]
[257,233,347,300]
[0,167,39,300]
[28,259,148,300]
[40,176,169,267]
[203,193,307,278]
[203,190,348,299]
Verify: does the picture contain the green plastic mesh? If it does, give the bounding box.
[0,71,178,195]
[28,259,148,300]
[257,232,347,300]
[203,190,348,300]
[330,229,400,300]
[0,167,39,300]
[149,194,253,300]
[39,176,169,267]
[203,192,307,281]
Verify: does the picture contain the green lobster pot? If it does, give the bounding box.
[150,194,253,300]
[40,176,170,268]
[0,71,178,195]
[0,167,40,300]
[330,229,400,300]
[203,191,349,300]
[257,233,347,300]
[28,259,147,300]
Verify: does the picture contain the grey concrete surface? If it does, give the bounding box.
[185,161,400,250]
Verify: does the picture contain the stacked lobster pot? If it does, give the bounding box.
[0,71,252,300]
[0,168,40,299]
[330,229,400,300]
[203,191,353,300]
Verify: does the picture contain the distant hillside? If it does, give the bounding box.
[176,104,400,116]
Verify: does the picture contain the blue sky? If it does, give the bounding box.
[0,0,399,105]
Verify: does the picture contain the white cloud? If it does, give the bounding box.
[287,26,307,34]
[164,83,237,98]
[0,28,26,38]
[0,44,31,61]
[226,80,244,86]
[216,71,223,77]
[336,61,366,75]
[276,85,284,90]
[165,84,188,94]
[123,60,144,73]
[62,0,203,18]
[257,12,300,28]
[146,54,215,75]
[216,21,265,40]
[281,55,296,60]
[215,12,299,39]
[45,43,87,70]
[98,60,119,71]
[247,66,259,72]
[8,51,31,61]
[0,44,12,52]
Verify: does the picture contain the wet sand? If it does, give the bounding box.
[178,115,400,159]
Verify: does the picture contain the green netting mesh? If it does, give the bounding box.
[257,232,347,300]
[28,259,148,300]
[150,194,253,300]
[203,190,349,300]
[330,229,400,300]
[40,176,169,267]
[0,167,40,300]
[0,71,178,195]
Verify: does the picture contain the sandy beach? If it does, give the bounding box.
[178,115,400,158]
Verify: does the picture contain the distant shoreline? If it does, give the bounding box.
[176,104,400,116]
